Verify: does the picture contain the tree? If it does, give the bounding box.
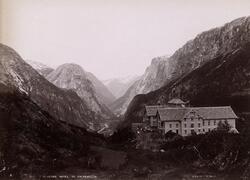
[217,120,231,132]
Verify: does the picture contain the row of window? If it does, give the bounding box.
[166,120,218,129]
[184,117,202,121]
[184,118,218,124]
[169,123,179,128]
[184,128,211,134]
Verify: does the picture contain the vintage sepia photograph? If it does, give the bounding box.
[0,0,250,179]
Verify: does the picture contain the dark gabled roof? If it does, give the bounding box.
[157,106,238,121]
[186,106,238,120]
[145,105,167,116]
[158,108,187,121]
[168,98,186,105]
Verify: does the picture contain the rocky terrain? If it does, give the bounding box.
[28,60,116,111]
[103,75,140,99]
[86,72,116,106]
[110,58,170,114]
[0,83,106,178]
[0,44,101,128]
[123,43,250,127]
[113,16,250,115]
[46,63,114,119]
[1,15,250,179]
[26,60,54,77]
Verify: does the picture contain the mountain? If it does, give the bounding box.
[114,16,250,116]
[103,75,140,99]
[122,16,250,127]
[86,72,116,106]
[26,60,54,77]
[27,60,116,108]
[46,63,114,119]
[110,57,170,114]
[0,43,100,128]
[123,43,250,127]
[0,83,105,176]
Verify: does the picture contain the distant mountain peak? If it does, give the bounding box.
[102,75,141,99]
[0,43,99,128]
[46,63,114,119]
[26,60,51,70]
[26,60,54,77]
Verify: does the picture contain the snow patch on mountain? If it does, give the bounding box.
[26,60,51,70]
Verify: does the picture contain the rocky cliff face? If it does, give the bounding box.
[46,63,114,119]
[28,60,116,110]
[122,43,250,127]
[114,16,250,115]
[86,72,116,106]
[103,75,140,99]
[111,57,170,114]
[26,60,54,77]
[0,43,100,128]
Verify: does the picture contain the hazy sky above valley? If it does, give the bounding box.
[1,0,250,79]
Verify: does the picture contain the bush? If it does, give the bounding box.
[109,127,135,144]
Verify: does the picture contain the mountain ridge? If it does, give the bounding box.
[0,44,101,128]
[113,16,250,115]
[103,75,141,99]
[122,43,250,127]
[46,63,114,119]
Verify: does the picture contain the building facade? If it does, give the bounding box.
[143,99,238,136]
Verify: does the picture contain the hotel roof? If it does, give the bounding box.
[145,104,238,120]
[157,106,238,121]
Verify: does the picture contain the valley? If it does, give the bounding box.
[0,15,250,180]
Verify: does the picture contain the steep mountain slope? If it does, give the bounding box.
[0,83,105,177]
[26,60,54,77]
[27,60,116,108]
[114,16,250,115]
[86,72,116,106]
[0,43,100,128]
[110,80,140,115]
[111,57,169,114]
[103,75,140,98]
[46,63,114,119]
[122,43,250,127]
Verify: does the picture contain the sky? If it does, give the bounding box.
[1,0,250,80]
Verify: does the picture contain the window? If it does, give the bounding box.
[176,124,179,128]
[198,123,201,128]
[214,120,216,125]
[191,123,194,128]
[191,117,194,121]
[161,122,164,127]
[198,129,201,132]
[169,124,172,128]
[184,124,187,128]
[203,129,205,132]
[208,121,210,126]
[184,118,186,121]
[203,121,205,126]
[184,130,187,134]
[208,128,210,132]
[176,130,179,134]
